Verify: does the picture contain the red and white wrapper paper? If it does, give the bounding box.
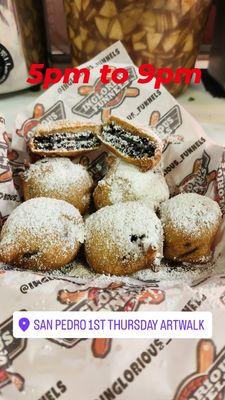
[0,42,225,400]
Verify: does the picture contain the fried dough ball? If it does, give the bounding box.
[160,193,222,263]
[22,157,93,214]
[0,198,85,270]
[85,201,163,275]
[94,159,169,210]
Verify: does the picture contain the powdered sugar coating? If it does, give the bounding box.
[0,198,85,269]
[160,193,222,236]
[23,158,93,213]
[34,119,101,134]
[29,120,101,155]
[99,116,162,172]
[24,158,91,194]
[97,160,169,209]
[86,201,163,267]
[102,118,163,150]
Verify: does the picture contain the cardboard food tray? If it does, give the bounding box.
[0,42,225,400]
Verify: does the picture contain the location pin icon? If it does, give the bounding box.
[19,317,30,332]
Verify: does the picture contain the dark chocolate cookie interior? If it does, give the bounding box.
[102,122,156,158]
[33,131,101,151]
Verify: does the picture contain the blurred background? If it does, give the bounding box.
[0,0,224,141]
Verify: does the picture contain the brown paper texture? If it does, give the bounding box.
[0,42,225,400]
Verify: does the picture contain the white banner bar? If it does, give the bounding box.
[13,311,212,339]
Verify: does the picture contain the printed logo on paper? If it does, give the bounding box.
[174,339,225,400]
[176,151,216,195]
[16,101,66,140]
[214,151,225,215]
[0,132,12,184]
[149,105,183,151]
[0,131,18,184]
[53,282,165,357]
[86,152,109,182]
[0,315,26,391]
[219,288,225,306]
[72,66,139,121]
[0,212,8,228]
[152,105,182,136]
[0,44,14,84]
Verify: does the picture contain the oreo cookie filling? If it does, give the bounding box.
[102,122,156,159]
[33,131,101,152]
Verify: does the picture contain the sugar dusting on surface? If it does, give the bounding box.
[50,251,224,288]
[1,239,224,288]
[161,193,222,236]
[1,255,220,288]
[0,198,85,262]
[34,119,101,133]
[24,158,92,194]
[86,201,163,264]
[105,118,163,149]
[99,160,169,208]
[133,259,214,284]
